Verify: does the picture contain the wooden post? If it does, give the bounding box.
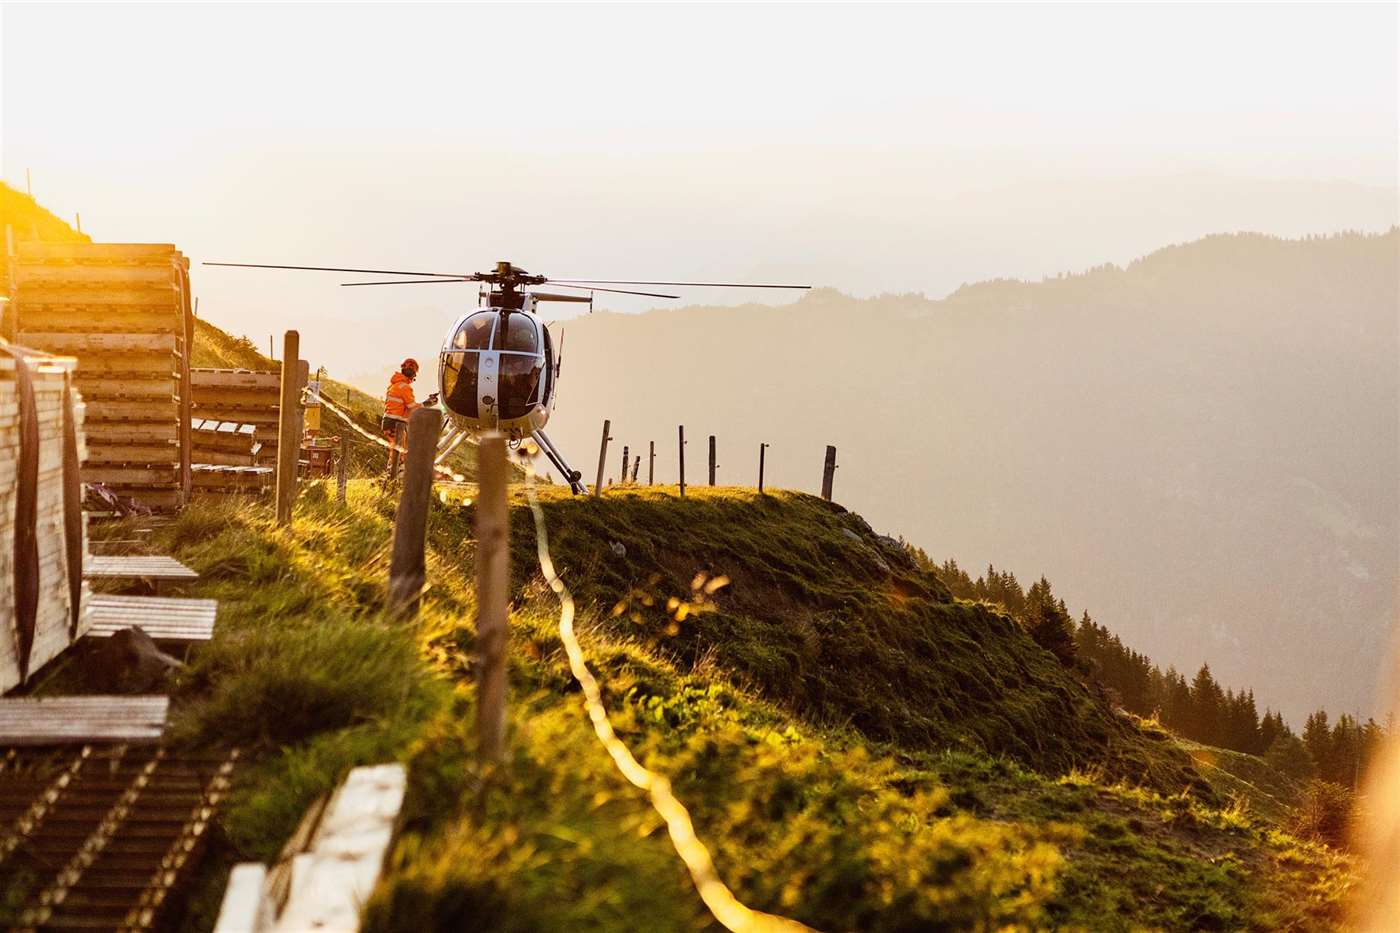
[648,441,655,485]
[821,445,837,502]
[593,419,611,497]
[387,407,443,620]
[620,445,629,485]
[275,331,301,525]
[475,433,509,762]
[336,436,349,504]
[708,435,717,486]
[759,442,768,494]
[678,425,686,497]
[631,455,640,483]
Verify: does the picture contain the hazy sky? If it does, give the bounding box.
[2,2,1397,377]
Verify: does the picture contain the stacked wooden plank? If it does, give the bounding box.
[192,417,260,466]
[0,352,92,693]
[8,242,194,510]
[191,369,281,466]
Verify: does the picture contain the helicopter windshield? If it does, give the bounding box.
[501,315,539,353]
[452,311,496,350]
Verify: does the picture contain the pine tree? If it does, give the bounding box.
[1303,710,1331,779]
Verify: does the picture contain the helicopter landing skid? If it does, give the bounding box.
[532,429,587,495]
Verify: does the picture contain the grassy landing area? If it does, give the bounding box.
[86,481,1356,931]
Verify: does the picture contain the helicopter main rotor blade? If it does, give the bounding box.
[544,283,679,299]
[340,278,474,286]
[205,261,475,278]
[548,278,810,289]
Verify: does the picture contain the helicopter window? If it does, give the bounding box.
[441,352,480,419]
[501,315,539,353]
[498,354,543,420]
[452,312,496,350]
[540,324,554,402]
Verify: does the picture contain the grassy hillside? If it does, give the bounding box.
[0,182,92,244]
[540,229,1399,724]
[75,480,1355,931]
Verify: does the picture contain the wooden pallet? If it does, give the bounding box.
[17,332,180,354]
[191,369,280,390]
[84,555,198,583]
[0,696,169,745]
[85,595,217,644]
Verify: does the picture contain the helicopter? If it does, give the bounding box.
[204,259,808,492]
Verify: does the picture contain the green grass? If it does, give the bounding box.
[83,480,1357,931]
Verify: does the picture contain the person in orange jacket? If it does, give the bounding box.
[383,358,437,478]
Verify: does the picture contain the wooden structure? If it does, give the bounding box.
[6,242,195,510]
[214,763,406,932]
[86,595,217,645]
[191,418,260,466]
[84,553,198,584]
[1,350,92,693]
[190,368,281,466]
[0,742,237,930]
[0,696,168,745]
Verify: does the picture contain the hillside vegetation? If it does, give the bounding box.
[539,229,1399,724]
[77,478,1356,931]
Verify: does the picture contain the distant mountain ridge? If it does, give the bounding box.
[542,229,1399,723]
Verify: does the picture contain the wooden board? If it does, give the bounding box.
[84,555,198,582]
[70,377,178,400]
[17,308,185,335]
[85,399,181,422]
[190,407,281,427]
[0,696,169,745]
[84,465,182,486]
[83,422,181,444]
[190,387,280,409]
[192,369,281,389]
[260,764,406,933]
[67,352,178,376]
[86,595,217,643]
[17,242,180,261]
[85,444,180,465]
[18,332,179,353]
[16,264,180,286]
[191,451,257,467]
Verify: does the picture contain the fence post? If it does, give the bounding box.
[620,445,629,485]
[275,330,301,525]
[821,445,837,502]
[593,419,611,497]
[678,426,686,497]
[631,455,640,483]
[759,442,767,494]
[708,435,717,486]
[336,435,348,504]
[648,441,655,485]
[475,433,509,762]
[387,407,443,620]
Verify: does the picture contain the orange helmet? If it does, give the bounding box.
[401,358,419,376]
